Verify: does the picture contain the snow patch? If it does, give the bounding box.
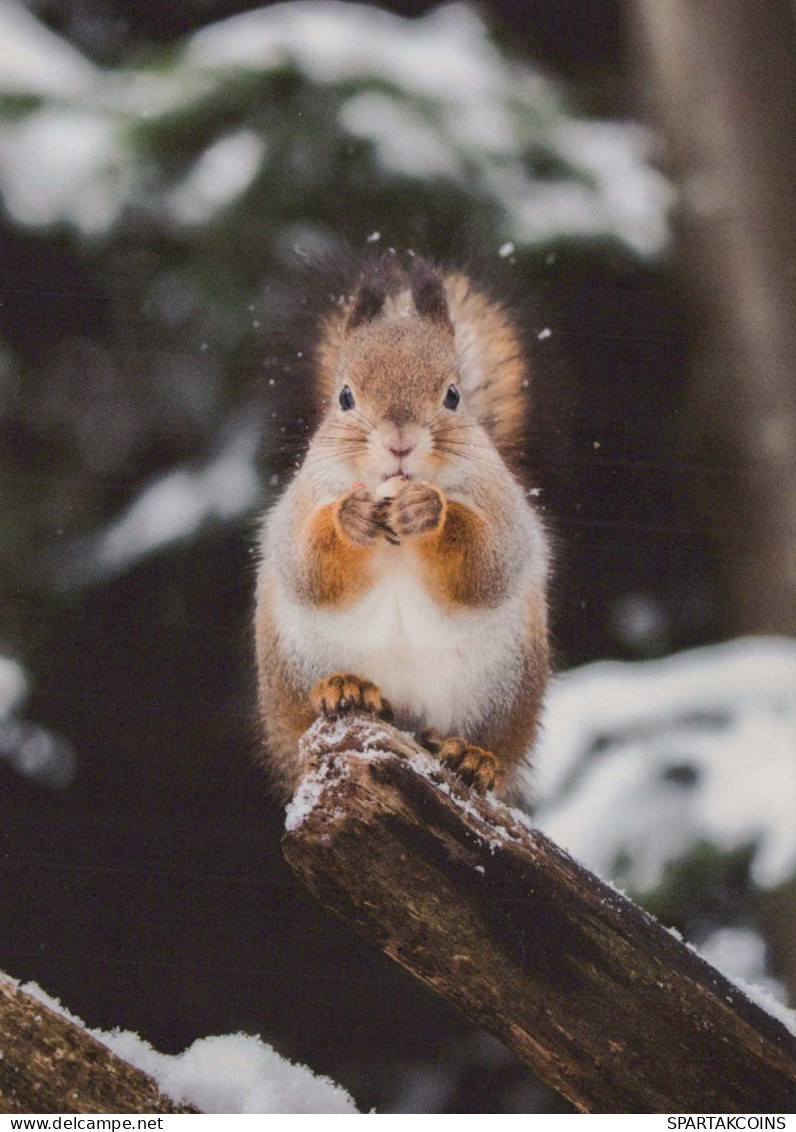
[0,0,98,99]
[0,717,76,789]
[187,3,514,108]
[677,934,796,1038]
[0,657,75,789]
[715,974,796,1039]
[107,1032,357,1114]
[17,979,357,1114]
[552,120,672,259]
[287,715,423,830]
[186,1,670,257]
[0,657,27,718]
[285,756,341,832]
[0,1,671,256]
[0,109,125,232]
[340,93,457,177]
[63,425,262,582]
[696,927,788,1007]
[530,638,796,890]
[169,130,266,225]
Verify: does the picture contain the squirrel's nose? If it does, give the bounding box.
[387,444,415,460]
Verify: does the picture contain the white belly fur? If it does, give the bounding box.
[274,563,524,735]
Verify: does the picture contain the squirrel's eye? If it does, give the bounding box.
[443,384,460,411]
[339,385,355,411]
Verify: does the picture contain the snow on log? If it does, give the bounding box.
[282,715,796,1114]
[0,978,197,1114]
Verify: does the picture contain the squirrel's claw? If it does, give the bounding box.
[310,673,394,723]
[420,729,498,793]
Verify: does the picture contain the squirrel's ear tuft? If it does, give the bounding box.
[346,250,396,331]
[409,257,452,329]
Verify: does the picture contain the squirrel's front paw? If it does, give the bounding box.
[384,480,446,539]
[420,729,497,793]
[336,487,398,545]
[310,673,394,722]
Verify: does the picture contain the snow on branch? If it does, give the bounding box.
[283,715,796,1114]
[0,978,196,1115]
[0,976,358,1115]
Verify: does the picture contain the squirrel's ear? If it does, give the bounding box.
[346,250,395,331]
[409,257,452,330]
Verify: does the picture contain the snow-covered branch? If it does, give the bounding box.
[0,978,196,1115]
[283,715,796,1114]
[0,975,358,1115]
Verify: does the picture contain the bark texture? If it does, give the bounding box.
[0,978,197,1114]
[283,716,796,1114]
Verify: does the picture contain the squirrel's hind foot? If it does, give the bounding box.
[310,672,394,722]
[420,728,497,793]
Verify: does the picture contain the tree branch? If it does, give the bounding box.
[0,979,197,1114]
[283,716,796,1114]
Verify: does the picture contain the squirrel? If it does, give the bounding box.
[254,251,550,803]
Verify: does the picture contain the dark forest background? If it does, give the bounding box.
[1,0,794,1113]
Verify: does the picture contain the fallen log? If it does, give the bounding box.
[0,979,197,1114]
[282,715,796,1114]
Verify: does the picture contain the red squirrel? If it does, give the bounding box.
[255,252,550,802]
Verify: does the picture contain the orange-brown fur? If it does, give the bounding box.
[255,253,550,803]
[254,579,317,792]
[297,499,374,607]
[415,499,509,609]
[444,273,529,460]
[471,593,550,796]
